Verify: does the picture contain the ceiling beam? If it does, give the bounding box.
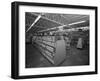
[60,14,88,21]
[31,13,64,25]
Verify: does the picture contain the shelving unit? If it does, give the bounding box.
[32,34,67,65]
[33,35,56,64]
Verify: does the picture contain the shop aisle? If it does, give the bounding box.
[26,41,89,68]
[26,43,53,68]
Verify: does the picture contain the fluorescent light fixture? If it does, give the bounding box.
[26,15,41,32]
[69,20,86,26]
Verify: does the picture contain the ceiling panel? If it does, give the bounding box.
[25,12,89,33]
[25,12,38,30]
[35,18,61,28]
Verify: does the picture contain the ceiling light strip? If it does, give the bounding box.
[26,15,41,32]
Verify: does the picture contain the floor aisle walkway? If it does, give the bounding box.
[26,43,53,68]
[26,43,89,68]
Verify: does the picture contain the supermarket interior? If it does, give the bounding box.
[25,12,89,68]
